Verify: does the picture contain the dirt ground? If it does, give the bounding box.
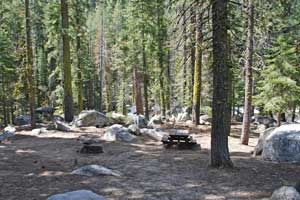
[0,124,299,200]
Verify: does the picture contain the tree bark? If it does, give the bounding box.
[142,31,149,119]
[211,0,233,168]
[190,6,196,107]
[241,0,254,145]
[133,68,144,115]
[157,0,166,116]
[192,5,203,126]
[25,0,36,128]
[75,0,83,112]
[61,0,74,122]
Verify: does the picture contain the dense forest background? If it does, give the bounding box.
[1,0,300,147]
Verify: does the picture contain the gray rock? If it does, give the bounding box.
[128,124,140,135]
[75,110,108,127]
[199,115,212,125]
[72,165,121,177]
[271,186,300,200]
[128,114,147,127]
[0,126,16,142]
[254,116,276,128]
[254,127,276,156]
[102,124,135,142]
[80,144,103,154]
[55,120,72,132]
[262,124,300,163]
[14,115,31,126]
[35,107,54,117]
[31,128,48,135]
[140,128,164,141]
[47,190,106,200]
[148,115,163,126]
[176,112,191,122]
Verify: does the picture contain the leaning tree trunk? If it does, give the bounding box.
[61,0,74,122]
[25,0,36,128]
[241,0,254,145]
[192,5,203,126]
[211,0,233,168]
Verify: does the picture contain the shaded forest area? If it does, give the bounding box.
[1,0,300,199]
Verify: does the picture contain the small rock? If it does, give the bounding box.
[80,144,103,154]
[31,128,48,135]
[271,186,300,200]
[47,190,106,200]
[199,115,212,125]
[72,165,121,177]
[0,126,16,142]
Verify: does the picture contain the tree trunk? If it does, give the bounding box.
[292,105,296,122]
[190,6,196,107]
[241,0,254,145]
[133,68,144,115]
[75,1,83,113]
[276,113,281,127]
[157,1,166,116]
[192,5,203,126]
[61,0,74,122]
[25,0,36,128]
[211,0,233,168]
[142,29,149,120]
[182,3,187,106]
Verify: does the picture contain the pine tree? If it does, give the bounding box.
[241,0,254,145]
[211,0,233,168]
[25,0,36,128]
[61,0,74,122]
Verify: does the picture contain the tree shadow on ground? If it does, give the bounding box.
[0,132,299,200]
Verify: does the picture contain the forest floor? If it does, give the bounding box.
[0,123,300,200]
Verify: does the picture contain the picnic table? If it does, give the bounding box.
[161,131,197,148]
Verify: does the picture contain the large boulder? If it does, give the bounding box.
[253,127,276,156]
[270,186,300,200]
[262,124,300,163]
[140,128,164,141]
[127,113,147,127]
[128,124,140,135]
[0,126,16,142]
[47,190,106,200]
[102,124,135,142]
[72,165,121,177]
[14,115,31,126]
[35,107,54,118]
[54,120,72,132]
[254,116,276,128]
[74,110,108,127]
[199,114,212,125]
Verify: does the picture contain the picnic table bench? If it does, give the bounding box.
[161,131,197,148]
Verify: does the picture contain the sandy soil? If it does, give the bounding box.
[0,124,299,200]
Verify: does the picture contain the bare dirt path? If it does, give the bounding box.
[0,125,299,200]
